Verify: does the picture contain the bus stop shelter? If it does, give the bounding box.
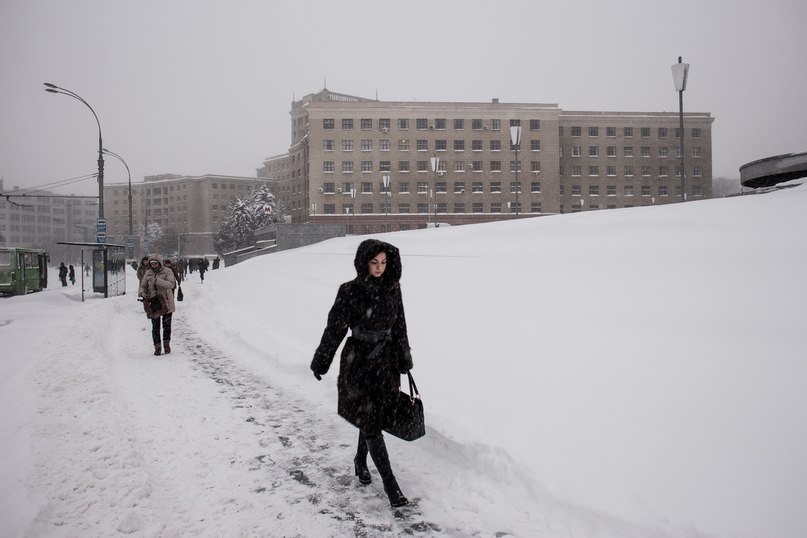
[57,241,126,299]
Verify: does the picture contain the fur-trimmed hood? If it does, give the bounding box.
[353,239,402,285]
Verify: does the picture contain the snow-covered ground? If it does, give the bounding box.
[2,185,805,538]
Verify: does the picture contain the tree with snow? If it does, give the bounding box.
[213,185,284,254]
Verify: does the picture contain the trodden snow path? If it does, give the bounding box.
[20,280,675,537]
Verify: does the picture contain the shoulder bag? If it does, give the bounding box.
[385,372,425,441]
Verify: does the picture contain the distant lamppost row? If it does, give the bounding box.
[102,148,133,257]
[44,83,105,221]
[671,56,690,202]
[430,156,440,226]
[382,173,390,232]
[510,125,522,216]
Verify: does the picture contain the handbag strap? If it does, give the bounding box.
[407,371,420,398]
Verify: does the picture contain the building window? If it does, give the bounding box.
[641,185,651,196]
[361,139,372,151]
[399,118,409,130]
[435,203,447,214]
[589,185,600,196]
[691,128,701,138]
[531,202,542,213]
[531,161,541,173]
[342,119,353,130]
[472,182,483,193]
[641,166,652,177]
[417,139,429,151]
[607,185,616,196]
[531,181,541,193]
[453,202,465,213]
[658,166,668,177]
[323,140,334,151]
[571,185,582,196]
[398,161,410,172]
[588,127,598,137]
[472,140,483,151]
[454,140,465,151]
[658,147,669,158]
[571,146,582,157]
[435,118,446,130]
[379,118,391,130]
[571,126,582,137]
[361,160,373,172]
[490,161,501,172]
[398,139,409,151]
[472,119,483,130]
[588,166,599,176]
[490,140,501,151]
[490,182,502,193]
[606,127,616,137]
[324,204,336,214]
[342,161,354,173]
[641,147,650,158]
[572,166,582,177]
[641,127,651,138]
[361,182,373,193]
[379,139,390,151]
[530,140,541,151]
[624,185,634,196]
[624,146,634,157]
[491,119,501,131]
[416,118,428,130]
[491,202,502,213]
[417,203,428,213]
[436,182,447,193]
[607,166,617,176]
[417,160,429,172]
[323,119,335,130]
[659,185,669,196]
[589,146,599,157]
[454,182,466,193]
[398,203,410,213]
[417,181,428,193]
[529,119,540,131]
[692,147,702,158]
[379,161,391,172]
[625,166,634,177]
[323,182,335,194]
[361,203,373,214]
[472,202,484,213]
[624,127,633,137]
[361,118,373,130]
[323,161,335,173]
[472,160,483,172]
[510,160,522,172]
[607,146,617,157]
[342,140,353,151]
[454,119,464,130]
[658,127,668,138]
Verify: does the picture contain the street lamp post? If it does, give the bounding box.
[102,148,133,258]
[510,125,522,216]
[671,57,690,202]
[382,174,390,232]
[44,83,105,221]
[350,188,356,235]
[430,156,439,226]
[45,82,108,298]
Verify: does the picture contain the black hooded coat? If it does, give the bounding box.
[311,239,413,433]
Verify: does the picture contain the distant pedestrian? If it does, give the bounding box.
[84,263,91,277]
[58,262,68,287]
[138,254,176,356]
[136,256,150,283]
[68,264,76,285]
[212,257,220,270]
[198,257,209,282]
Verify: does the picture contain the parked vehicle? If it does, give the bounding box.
[0,247,48,295]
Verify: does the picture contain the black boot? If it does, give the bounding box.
[365,433,408,508]
[354,431,372,484]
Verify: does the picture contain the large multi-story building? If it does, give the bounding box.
[0,178,98,261]
[258,89,713,234]
[103,173,277,257]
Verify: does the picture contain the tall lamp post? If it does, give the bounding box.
[671,57,690,202]
[510,125,522,216]
[45,82,108,297]
[430,156,439,226]
[350,188,356,235]
[382,173,390,232]
[102,148,133,258]
[44,83,105,220]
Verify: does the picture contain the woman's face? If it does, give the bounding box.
[142,258,149,266]
[149,261,160,270]
[367,251,387,278]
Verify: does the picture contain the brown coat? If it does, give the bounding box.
[138,254,176,315]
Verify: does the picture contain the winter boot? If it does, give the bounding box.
[163,340,171,354]
[365,434,408,507]
[354,431,372,484]
[153,342,162,356]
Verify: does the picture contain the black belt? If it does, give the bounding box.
[351,328,392,360]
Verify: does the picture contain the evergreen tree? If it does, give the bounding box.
[214,185,284,254]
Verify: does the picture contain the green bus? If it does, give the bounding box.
[0,247,49,295]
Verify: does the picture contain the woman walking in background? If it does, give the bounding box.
[311,239,414,508]
[138,254,176,356]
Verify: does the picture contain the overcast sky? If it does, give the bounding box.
[1,0,805,197]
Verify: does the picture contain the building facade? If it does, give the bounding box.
[258,89,713,234]
[103,174,277,257]
[0,178,99,262]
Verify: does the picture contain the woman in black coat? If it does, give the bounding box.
[311,239,414,508]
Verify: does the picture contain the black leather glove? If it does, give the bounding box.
[313,371,322,381]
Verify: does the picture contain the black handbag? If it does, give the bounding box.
[177,285,184,302]
[385,372,425,441]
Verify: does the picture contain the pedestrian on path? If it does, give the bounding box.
[58,262,68,287]
[138,254,176,356]
[311,239,414,508]
[68,264,76,285]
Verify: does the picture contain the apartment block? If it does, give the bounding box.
[258,89,713,234]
